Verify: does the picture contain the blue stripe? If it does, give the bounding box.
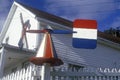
[52,30,76,34]
[72,38,97,49]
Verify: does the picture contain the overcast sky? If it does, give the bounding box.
[0,0,120,32]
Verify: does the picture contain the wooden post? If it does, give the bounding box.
[41,63,51,80]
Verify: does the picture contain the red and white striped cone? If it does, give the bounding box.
[29,32,63,66]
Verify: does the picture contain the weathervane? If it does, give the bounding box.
[27,29,75,66]
[18,18,97,66]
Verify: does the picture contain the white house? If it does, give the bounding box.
[0,1,120,80]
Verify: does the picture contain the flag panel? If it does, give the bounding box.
[72,19,97,49]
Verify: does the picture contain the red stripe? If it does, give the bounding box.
[44,33,53,58]
[73,19,97,29]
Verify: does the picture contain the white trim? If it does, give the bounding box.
[98,37,120,50]
[14,2,35,18]
[0,3,17,45]
[0,1,36,46]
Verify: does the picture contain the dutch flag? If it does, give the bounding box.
[72,19,97,49]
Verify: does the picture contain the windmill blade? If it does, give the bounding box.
[18,38,24,49]
[52,30,76,34]
[18,13,29,49]
[18,13,24,49]
[27,29,76,34]
[25,35,29,48]
[20,13,24,27]
[72,19,97,49]
[26,30,47,33]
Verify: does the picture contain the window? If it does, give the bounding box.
[68,64,84,71]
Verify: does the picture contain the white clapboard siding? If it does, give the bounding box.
[52,34,120,68]
[2,5,38,50]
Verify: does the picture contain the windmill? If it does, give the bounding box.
[17,19,97,65]
[24,19,97,66]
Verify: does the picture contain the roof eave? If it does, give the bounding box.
[0,2,17,45]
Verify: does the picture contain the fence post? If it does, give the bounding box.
[41,63,50,80]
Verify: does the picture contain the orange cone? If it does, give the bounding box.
[30,32,63,66]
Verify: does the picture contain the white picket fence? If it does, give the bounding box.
[1,65,120,80]
[51,67,120,80]
[0,65,41,80]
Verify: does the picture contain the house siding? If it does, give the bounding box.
[52,34,120,68]
[2,6,38,50]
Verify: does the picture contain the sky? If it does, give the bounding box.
[0,0,120,32]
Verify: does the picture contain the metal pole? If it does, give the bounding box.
[41,63,51,80]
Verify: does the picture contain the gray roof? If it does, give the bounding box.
[18,2,72,27]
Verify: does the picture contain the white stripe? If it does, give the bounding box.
[36,34,47,57]
[73,28,97,39]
